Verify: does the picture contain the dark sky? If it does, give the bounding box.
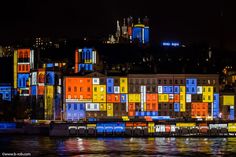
[0,0,236,50]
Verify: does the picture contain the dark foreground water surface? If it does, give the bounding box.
[1,136,236,156]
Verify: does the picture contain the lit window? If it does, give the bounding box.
[80,104,84,110]
[192,80,195,84]
[74,104,77,110]
[186,80,189,85]
[208,87,211,92]
[208,80,211,84]
[208,95,211,100]
[121,87,125,92]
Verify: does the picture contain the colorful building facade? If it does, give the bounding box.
[13,49,34,96]
[30,62,64,120]
[74,48,97,73]
[63,73,220,121]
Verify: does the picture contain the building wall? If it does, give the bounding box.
[64,74,220,121]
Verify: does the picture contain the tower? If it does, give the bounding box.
[116,20,121,42]
[121,18,128,39]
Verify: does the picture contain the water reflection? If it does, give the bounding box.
[1,136,236,156]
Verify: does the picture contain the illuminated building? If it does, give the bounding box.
[63,73,220,121]
[30,62,65,120]
[13,48,34,96]
[220,95,235,120]
[105,16,149,44]
[74,48,98,73]
[132,18,149,44]
[0,84,12,101]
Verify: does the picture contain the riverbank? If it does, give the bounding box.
[1,121,236,137]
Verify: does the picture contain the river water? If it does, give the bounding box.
[1,136,236,156]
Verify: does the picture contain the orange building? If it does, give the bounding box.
[65,77,92,101]
[146,94,158,111]
[191,102,208,118]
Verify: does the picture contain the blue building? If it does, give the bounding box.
[132,24,149,44]
[0,84,12,101]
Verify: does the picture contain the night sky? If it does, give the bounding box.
[0,0,236,50]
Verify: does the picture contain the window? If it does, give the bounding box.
[74,87,77,92]
[158,79,161,84]
[197,80,200,84]
[169,80,172,84]
[164,95,167,100]
[24,51,28,58]
[94,104,98,109]
[74,104,77,110]
[68,87,71,92]
[208,95,211,100]
[180,80,183,84]
[208,80,211,85]
[203,95,205,101]
[19,65,22,71]
[94,87,97,92]
[213,80,216,85]
[197,87,200,92]
[25,65,28,71]
[175,80,178,84]
[80,87,83,92]
[19,52,23,58]
[164,80,167,84]
[68,104,71,110]
[121,87,125,92]
[152,103,155,110]
[87,87,90,92]
[22,65,25,71]
[192,80,195,84]
[192,87,194,92]
[186,87,189,93]
[80,104,84,110]
[208,87,211,92]
[152,86,156,92]
[115,95,118,101]
[186,80,189,85]
[108,86,112,93]
[203,80,206,84]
